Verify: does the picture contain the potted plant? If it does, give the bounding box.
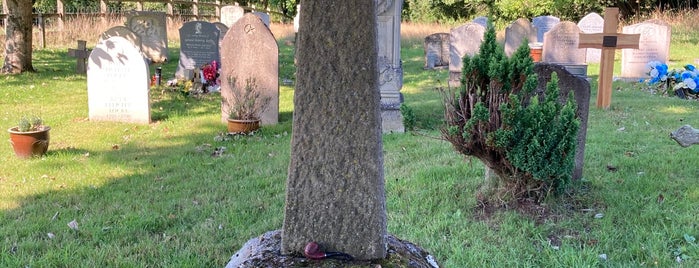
[8,116,51,158]
[227,77,271,134]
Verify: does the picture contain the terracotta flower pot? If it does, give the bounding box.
[8,126,51,158]
[227,119,260,134]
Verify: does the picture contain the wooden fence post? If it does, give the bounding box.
[56,0,65,29]
[100,0,107,24]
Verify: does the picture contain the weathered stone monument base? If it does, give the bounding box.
[226,230,439,268]
[382,109,405,133]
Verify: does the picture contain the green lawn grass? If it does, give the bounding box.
[1,25,699,267]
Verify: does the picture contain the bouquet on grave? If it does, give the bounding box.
[200,60,220,92]
[646,61,699,99]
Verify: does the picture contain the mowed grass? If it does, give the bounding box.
[1,14,699,267]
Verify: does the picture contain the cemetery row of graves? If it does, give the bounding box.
[1,3,699,266]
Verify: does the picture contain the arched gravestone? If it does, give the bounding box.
[126,11,169,63]
[577,12,604,63]
[621,19,671,79]
[87,36,150,124]
[99,26,142,49]
[220,13,279,125]
[533,15,560,43]
[504,18,537,57]
[448,22,485,87]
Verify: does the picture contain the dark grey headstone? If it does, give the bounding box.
[253,12,271,28]
[424,33,450,69]
[87,36,150,124]
[176,21,221,78]
[126,11,168,63]
[532,15,560,42]
[534,63,591,180]
[220,13,279,125]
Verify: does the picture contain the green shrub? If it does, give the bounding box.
[442,26,580,202]
[400,103,416,131]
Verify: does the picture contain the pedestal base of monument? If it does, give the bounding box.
[225,230,439,268]
[381,96,405,133]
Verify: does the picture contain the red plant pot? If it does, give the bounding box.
[8,127,51,159]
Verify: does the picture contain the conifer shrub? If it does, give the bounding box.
[442,27,580,203]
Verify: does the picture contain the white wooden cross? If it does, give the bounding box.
[578,7,640,109]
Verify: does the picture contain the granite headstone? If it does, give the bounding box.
[542,21,586,64]
[176,21,221,78]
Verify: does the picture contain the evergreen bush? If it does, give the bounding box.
[442,27,580,203]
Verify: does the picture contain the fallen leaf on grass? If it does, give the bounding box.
[657,194,664,204]
[606,165,618,172]
[112,144,120,150]
[67,219,79,231]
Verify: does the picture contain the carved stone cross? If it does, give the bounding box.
[67,40,90,74]
[578,7,640,109]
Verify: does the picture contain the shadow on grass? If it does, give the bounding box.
[0,119,291,267]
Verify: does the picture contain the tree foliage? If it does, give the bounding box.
[403,0,698,24]
[442,26,580,202]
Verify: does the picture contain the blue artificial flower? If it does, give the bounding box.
[681,71,693,80]
[685,64,696,71]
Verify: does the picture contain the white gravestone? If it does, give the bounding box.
[621,20,671,79]
[577,12,604,63]
[377,0,404,133]
[221,5,245,28]
[87,36,150,124]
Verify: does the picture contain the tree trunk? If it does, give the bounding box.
[2,0,35,74]
[281,0,387,261]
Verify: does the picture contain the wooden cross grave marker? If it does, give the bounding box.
[67,40,90,74]
[579,7,640,109]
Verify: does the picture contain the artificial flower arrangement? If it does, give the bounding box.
[646,61,699,99]
[200,60,220,92]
